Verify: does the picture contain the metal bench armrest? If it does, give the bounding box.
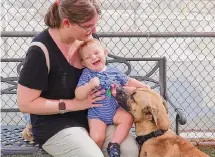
[166,94,187,135]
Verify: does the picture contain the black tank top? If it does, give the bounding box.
[18,29,89,146]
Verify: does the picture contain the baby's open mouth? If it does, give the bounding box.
[93,60,100,65]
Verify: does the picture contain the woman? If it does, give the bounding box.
[17,0,139,157]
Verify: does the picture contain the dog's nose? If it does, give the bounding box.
[115,86,127,100]
[116,86,125,95]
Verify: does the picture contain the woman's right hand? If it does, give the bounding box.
[67,89,105,111]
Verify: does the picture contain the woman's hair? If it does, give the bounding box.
[44,0,101,28]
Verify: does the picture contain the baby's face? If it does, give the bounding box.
[81,43,107,71]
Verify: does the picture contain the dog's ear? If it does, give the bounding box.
[156,103,170,130]
[144,105,170,130]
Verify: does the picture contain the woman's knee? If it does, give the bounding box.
[44,143,104,157]
[120,134,139,157]
[43,127,104,157]
[102,125,139,157]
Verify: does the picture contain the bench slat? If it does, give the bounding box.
[1,126,40,155]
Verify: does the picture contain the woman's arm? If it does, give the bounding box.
[18,84,60,114]
[18,84,104,115]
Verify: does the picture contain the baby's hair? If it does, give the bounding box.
[79,38,102,58]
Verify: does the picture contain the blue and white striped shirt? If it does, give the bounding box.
[77,66,128,125]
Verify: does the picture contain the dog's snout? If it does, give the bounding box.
[115,87,130,111]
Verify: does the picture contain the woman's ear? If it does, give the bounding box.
[62,19,70,28]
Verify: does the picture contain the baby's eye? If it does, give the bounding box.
[94,51,98,55]
[85,57,90,60]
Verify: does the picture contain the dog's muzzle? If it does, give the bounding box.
[115,87,130,111]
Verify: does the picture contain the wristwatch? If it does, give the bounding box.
[59,99,66,114]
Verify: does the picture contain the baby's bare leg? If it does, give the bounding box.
[112,108,133,144]
[89,118,107,148]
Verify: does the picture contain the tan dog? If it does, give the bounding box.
[115,87,209,157]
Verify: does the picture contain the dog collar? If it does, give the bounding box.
[136,129,166,147]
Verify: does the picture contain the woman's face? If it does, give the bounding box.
[71,15,99,41]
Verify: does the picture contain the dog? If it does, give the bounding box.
[115,87,209,157]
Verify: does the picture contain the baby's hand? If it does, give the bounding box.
[89,77,100,89]
[111,83,117,97]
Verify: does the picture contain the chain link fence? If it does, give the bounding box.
[1,0,215,140]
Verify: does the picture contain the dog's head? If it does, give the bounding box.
[116,87,170,131]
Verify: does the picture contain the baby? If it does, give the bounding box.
[75,39,148,157]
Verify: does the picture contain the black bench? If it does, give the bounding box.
[1,54,187,156]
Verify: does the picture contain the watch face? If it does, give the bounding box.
[59,101,66,110]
